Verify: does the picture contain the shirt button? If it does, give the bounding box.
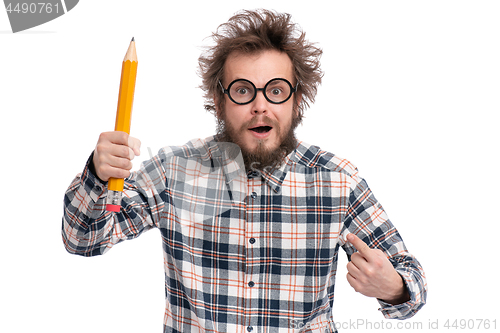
[251,192,257,199]
[248,281,255,287]
[247,326,253,332]
[249,238,256,244]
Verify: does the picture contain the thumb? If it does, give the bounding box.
[128,136,141,156]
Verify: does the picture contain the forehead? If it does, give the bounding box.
[224,50,294,85]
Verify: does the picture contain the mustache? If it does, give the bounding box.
[243,116,278,129]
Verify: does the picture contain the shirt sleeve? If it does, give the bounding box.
[61,152,166,257]
[340,169,428,320]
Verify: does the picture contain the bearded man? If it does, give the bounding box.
[62,9,427,333]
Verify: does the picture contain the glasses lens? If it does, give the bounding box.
[265,79,292,103]
[228,79,255,104]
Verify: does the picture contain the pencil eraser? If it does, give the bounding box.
[106,204,121,212]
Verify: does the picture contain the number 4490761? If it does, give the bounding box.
[444,319,497,330]
[6,2,60,14]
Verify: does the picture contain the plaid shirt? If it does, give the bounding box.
[62,136,427,333]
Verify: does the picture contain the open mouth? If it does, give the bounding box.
[249,126,272,133]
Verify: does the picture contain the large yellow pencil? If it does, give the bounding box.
[106,37,138,212]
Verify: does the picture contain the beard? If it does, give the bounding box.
[216,108,300,173]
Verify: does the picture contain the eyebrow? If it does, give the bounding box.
[227,78,294,87]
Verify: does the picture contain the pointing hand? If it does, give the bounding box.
[346,233,410,304]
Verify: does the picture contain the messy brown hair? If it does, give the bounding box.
[198,9,323,124]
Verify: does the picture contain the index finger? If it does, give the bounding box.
[346,233,371,257]
[99,131,129,145]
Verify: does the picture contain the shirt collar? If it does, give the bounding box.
[209,136,307,194]
[254,149,295,193]
[205,137,247,186]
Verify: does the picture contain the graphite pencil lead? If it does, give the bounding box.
[131,37,135,42]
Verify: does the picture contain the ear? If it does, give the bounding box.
[214,93,221,118]
[294,90,303,117]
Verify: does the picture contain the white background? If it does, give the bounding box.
[1,1,499,332]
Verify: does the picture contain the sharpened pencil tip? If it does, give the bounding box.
[131,37,135,42]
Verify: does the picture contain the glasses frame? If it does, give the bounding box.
[219,78,298,105]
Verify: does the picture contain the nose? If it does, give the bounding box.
[251,89,268,115]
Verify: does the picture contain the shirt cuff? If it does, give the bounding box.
[377,272,426,320]
[80,151,108,207]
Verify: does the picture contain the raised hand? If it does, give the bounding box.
[92,131,141,181]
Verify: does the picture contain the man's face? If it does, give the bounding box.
[217,50,301,170]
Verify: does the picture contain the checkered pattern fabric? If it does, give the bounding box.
[62,136,427,333]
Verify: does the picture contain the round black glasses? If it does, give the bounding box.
[219,78,297,105]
